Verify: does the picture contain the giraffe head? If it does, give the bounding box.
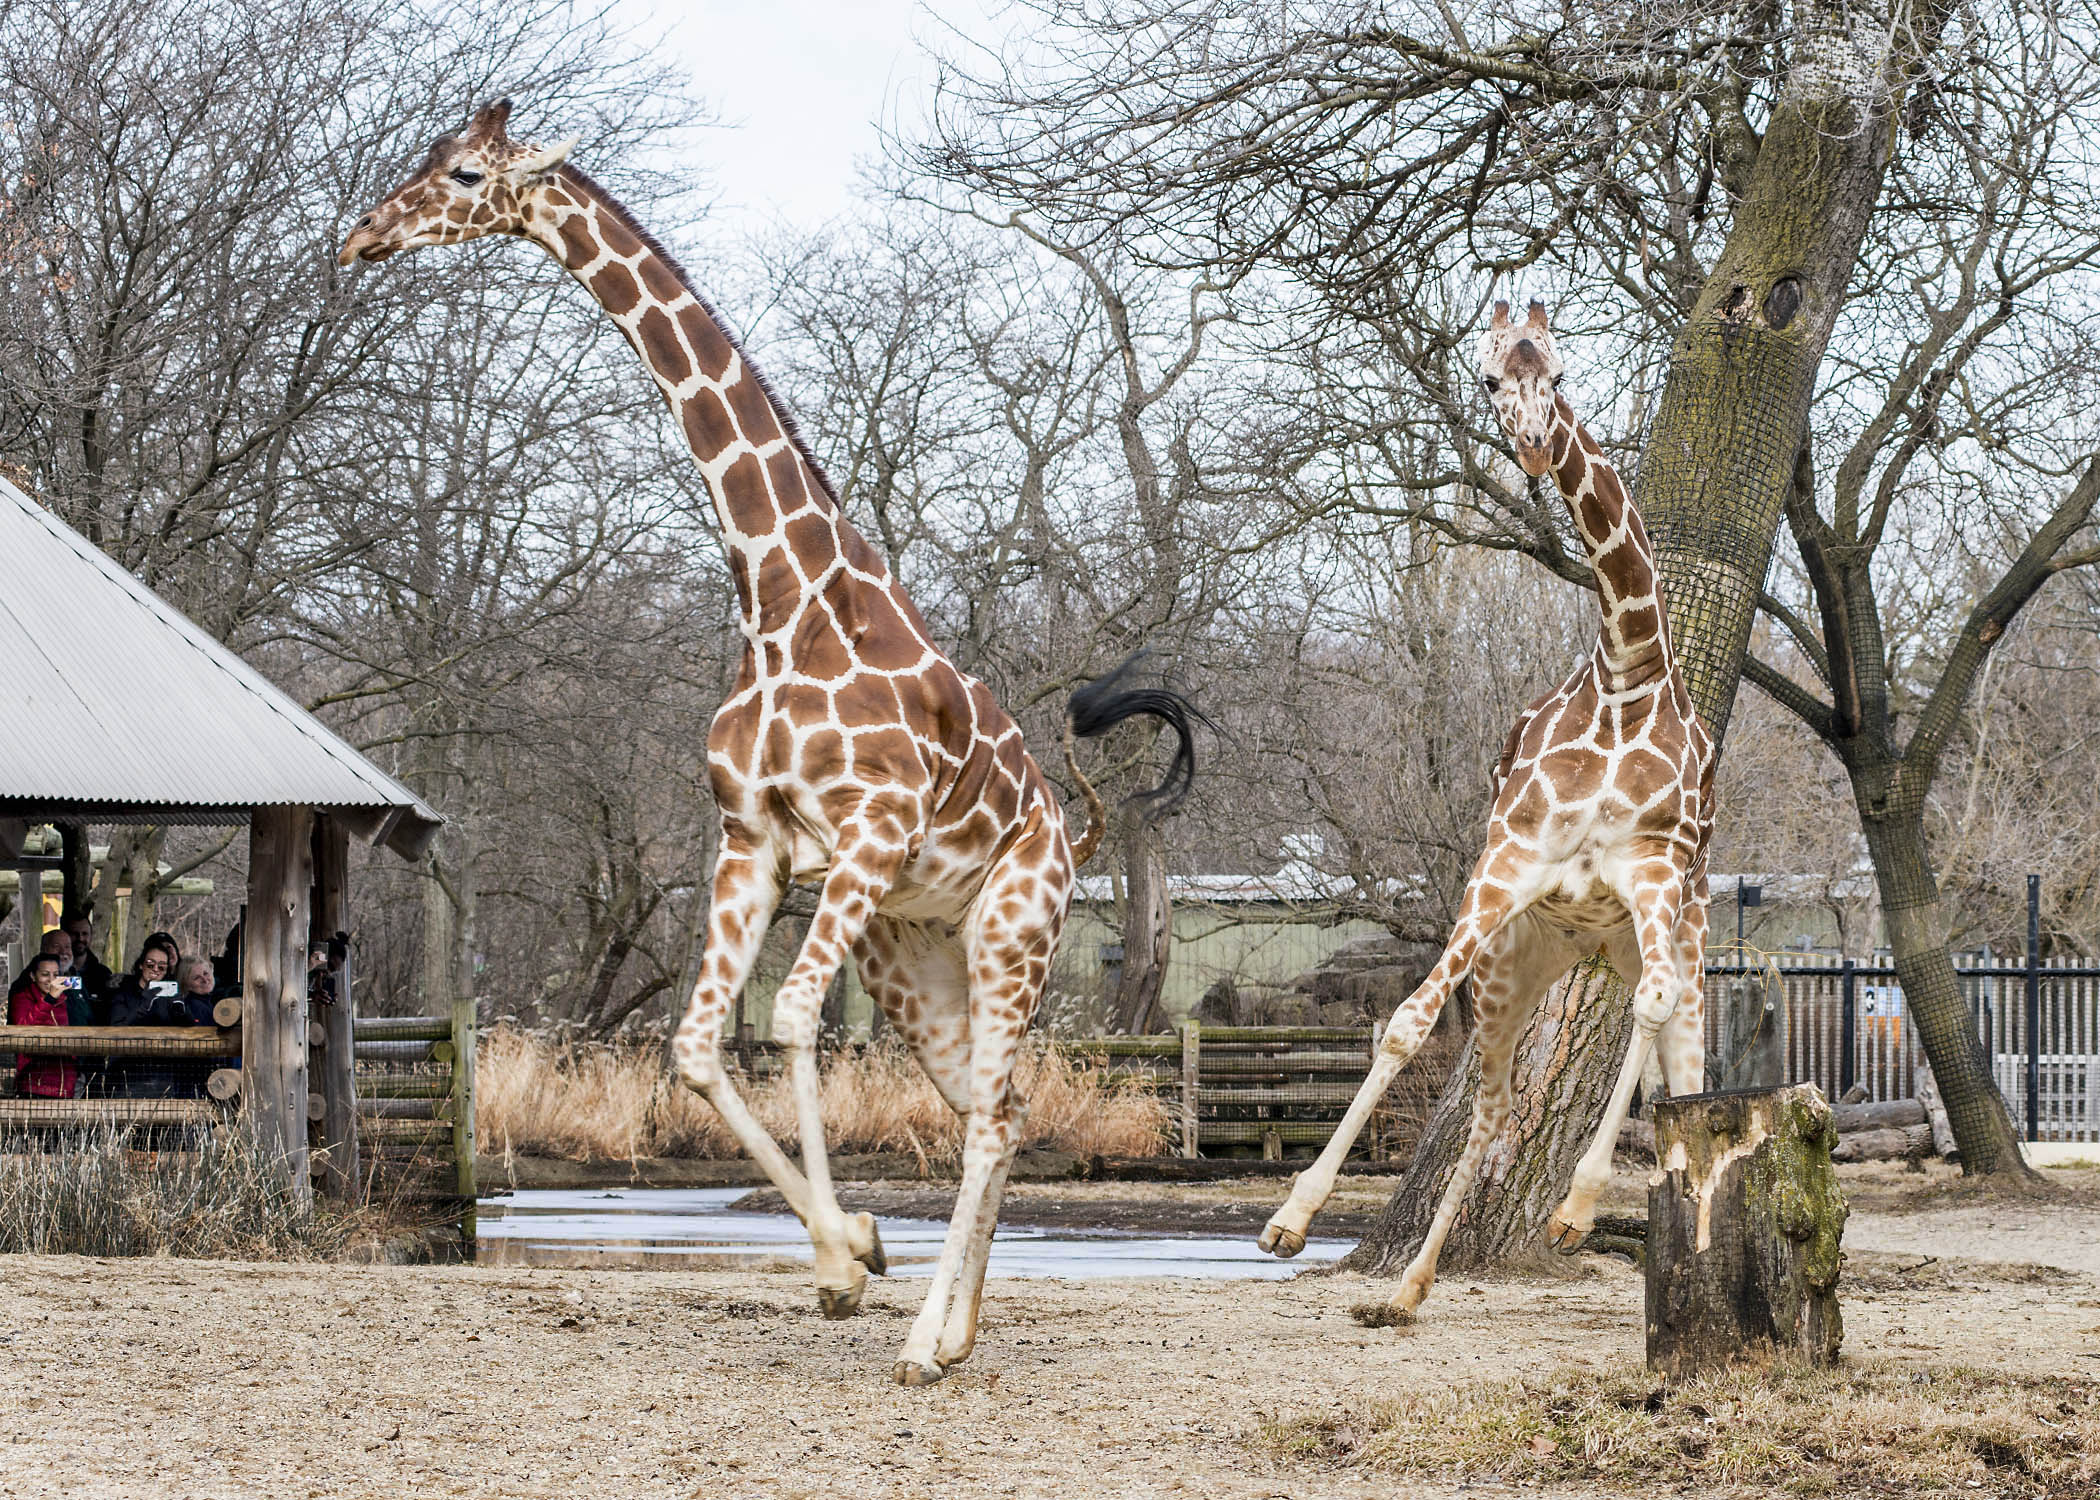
[337,100,575,267]
[1476,299,1566,477]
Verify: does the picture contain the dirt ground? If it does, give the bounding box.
[2,1164,2096,1499]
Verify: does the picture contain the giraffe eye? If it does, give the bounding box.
[450,168,485,186]
[1482,376,1500,394]
[1552,373,1564,389]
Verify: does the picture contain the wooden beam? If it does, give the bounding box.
[0,1098,217,1127]
[243,804,313,1207]
[311,814,358,1204]
[0,1025,239,1057]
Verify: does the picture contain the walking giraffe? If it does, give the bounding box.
[1259,299,1716,1324]
[340,101,1205,1384]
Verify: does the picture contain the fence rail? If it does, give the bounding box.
[1066,1022,1399,1160]
[1704,954,2100,1143]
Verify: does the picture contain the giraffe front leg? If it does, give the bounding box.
[776,816,914,1319]
[1380,920,1574,1324]
[1548,868,1689,1253]
[670,835,816,1217]
[1261,882,1513,1257]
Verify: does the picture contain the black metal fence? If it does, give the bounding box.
[1702,951,2100,1143]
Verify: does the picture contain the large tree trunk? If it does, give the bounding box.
[1110,803,1171,1033]
[1856,798,2032,1178]
[1342,965,1624,1273]
[1645,2,1950,741]
[1349,9,1956,1271]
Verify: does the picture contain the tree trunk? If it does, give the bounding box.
[1647,1086,1845,1378]
[1856,800,2032,1178]
[1342,964,1627,1273]
[1643,3,1949,742]
[1110,802,1171,1033]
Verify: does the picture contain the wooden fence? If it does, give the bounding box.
[1066,1022,1403,1160]
[352,1010,477,1228]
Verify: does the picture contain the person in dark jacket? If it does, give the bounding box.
[108,940,195,1097]
[60,913,115,1012]
[8,953,76,1099]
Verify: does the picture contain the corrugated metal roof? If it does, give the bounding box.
[0,477,440,859]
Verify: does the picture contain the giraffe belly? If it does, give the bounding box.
[1524,860,1631,934]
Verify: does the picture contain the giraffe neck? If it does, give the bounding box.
[523,166,877,640]
[1546,402,1670,690]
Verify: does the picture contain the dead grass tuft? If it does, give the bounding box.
[476,1027,1169,1165]
[1258,1359,2100,1497]
[0,1124,375,1260]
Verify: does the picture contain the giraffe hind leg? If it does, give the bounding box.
[895,831,1062,1386]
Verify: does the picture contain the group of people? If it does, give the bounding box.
[7,917,230,1100]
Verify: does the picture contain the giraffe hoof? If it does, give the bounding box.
[893,1359,946,1387]
[1350,1299,1417,1330]
[817,1282,865,1320]
[1258,1220,1307,1258]
[848,1212,888,1277]
[1546,1214,1592,1255]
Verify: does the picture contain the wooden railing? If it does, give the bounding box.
[1065,1022,1390,1160]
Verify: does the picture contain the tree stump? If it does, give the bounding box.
[1647,1085,1846,1379]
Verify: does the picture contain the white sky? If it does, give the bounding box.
[608,0,999,230]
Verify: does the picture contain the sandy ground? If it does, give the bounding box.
[3,1166,2097,1500]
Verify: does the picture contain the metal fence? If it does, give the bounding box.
[1702,954,2100,1143]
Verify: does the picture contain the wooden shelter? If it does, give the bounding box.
[0,477,441,1205]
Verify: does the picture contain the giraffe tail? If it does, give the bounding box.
[1063,651,1212,868]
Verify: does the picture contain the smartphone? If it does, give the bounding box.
[148,980,179,999]
[62,975,81,992]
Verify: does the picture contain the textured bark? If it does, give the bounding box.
[242,804,313,1207]
[1647,1086,1846,1378]
[1342,964,1626,1274]
[1858,808,2030,1177]
[1643,4,1952,742]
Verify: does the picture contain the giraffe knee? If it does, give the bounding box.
[671,1032,724,1092]
[1632,983,1676,1036]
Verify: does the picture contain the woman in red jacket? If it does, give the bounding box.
[9,952,76,1098]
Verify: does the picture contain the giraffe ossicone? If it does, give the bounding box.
[1258,298,1716,1325]
[342,100,1208,1384]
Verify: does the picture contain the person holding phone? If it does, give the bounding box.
[108,940,192,1097]
[8,953,77,1099]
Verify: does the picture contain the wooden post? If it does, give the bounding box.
[311,815,358,1204]
[451,968,478,1239]
[1647,1085,1846,1379]
[1180,1018,1201,1159]
[242,804,313,1207]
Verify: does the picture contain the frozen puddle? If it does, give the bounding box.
[476,1187,1349,1278]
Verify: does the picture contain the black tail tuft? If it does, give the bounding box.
[1067,651,1213,816]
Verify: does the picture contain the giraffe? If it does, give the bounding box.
[1258,299,1716,1324]
[339,101,1206,1384]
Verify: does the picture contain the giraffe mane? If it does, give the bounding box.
[559,164,843,509]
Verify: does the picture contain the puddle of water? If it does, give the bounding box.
[475,1187,1348,1279]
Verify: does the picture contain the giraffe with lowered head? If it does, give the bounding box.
[1258,300,1716,1324]
[340,101,1205,1384]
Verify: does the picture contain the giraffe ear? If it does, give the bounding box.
[1491,300,1512,329]
[514,137,576,177]
[465,98,513,146]
[1526,299,1549,330]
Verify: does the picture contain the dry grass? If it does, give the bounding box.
[1260,1358,2100,1497]
[475,1027,1170,1165]
[0,1124,369,1259]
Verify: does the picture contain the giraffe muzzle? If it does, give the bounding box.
[1516,438,1554,477]
[336,218,400,267]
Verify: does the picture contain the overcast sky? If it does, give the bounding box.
[608,0,998,230]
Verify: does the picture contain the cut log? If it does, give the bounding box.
[1831,1123,1936,1163]
[1914,1063,1960,1160]
[1647,1086,1846,1379]
[212,996,242,1028]
[206,1068,241,1101]
[1829,1099,1925,1133]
